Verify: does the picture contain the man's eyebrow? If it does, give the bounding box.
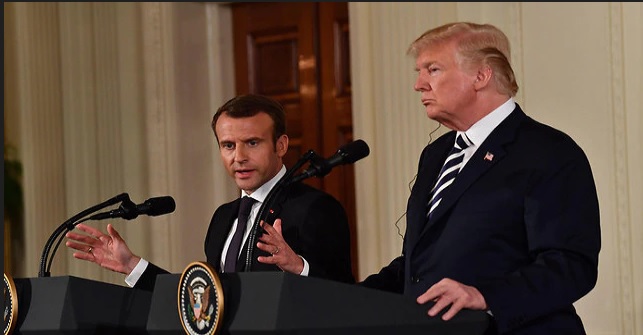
[416,60,437,70]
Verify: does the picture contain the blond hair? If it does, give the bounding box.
[408,22,519,96]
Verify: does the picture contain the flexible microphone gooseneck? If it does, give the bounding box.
[38,193,131,277]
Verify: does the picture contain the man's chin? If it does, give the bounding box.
[426,109,440,121]
[235,180,258,194]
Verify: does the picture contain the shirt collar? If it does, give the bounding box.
[239,165,286,203]
[461,98,516,148]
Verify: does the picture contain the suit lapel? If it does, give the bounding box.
[422,106,526,232]
[209,199,241,271]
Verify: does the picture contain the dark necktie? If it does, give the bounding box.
[426,133,471,221]
[224,196,257,272]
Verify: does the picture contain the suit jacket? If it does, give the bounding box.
[136,180,355,290]
[360,105,600,335]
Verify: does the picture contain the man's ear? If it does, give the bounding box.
[474,65,493,90]
[276,134,289,157]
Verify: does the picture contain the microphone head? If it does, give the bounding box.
[339,139,370,164]
[141,196,176,216]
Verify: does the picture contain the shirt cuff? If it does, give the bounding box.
[125,258,149,287]
[299,255,309,276]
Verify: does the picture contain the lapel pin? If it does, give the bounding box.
[484,151,494,161]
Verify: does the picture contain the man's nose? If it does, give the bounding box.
[414,76,423,91]
[234,146,248,162]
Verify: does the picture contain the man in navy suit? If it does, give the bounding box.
[66,94,355,288]
[359,22,600,335]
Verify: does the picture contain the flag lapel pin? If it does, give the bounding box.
[484,151,494,161]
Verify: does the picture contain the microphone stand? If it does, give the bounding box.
[242,150,317,271]
[38,193,131,277]
[286,151,328,185]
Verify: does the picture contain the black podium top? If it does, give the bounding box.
[8,272,489,335]
[12,275,152,335]
[148,271,490,335]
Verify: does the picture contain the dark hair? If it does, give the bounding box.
[211,94,287,144]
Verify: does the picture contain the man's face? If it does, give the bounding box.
[413,41,478,130]
[215,112,288,195]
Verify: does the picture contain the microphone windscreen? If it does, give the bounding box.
[341,139,370,163]
[144,196,176,216]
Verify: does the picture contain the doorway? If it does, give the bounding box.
[230,2,358,275]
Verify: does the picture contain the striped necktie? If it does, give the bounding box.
[426,133,472,221]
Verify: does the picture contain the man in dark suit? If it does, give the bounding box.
[66,94,355,289]
[359,22,600,335]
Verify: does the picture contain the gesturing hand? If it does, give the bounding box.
[65,223,140,275]
[256,219,304,275]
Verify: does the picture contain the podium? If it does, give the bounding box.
[10,276,152,334]
[147,272,491,335]
[8,273,490,334]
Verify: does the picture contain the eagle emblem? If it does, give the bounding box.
[187,277,214,330]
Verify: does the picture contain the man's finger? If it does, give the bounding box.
[427,295,452,317]
[440,299,464,321]
[107,223,121,240]
[272,219,283,235]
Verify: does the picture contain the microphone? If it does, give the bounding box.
[89,196,176,220]
[290,139,370,183]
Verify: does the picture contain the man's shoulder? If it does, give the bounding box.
[277,182,346,220]
[518,115,586,154]
[284,181,331,198]
[279,181,344,209]
[212,197,239,216]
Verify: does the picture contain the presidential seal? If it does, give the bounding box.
[178,262,224,335]
[3,273,18,335]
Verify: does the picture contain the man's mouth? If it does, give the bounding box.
[235,169,253,178]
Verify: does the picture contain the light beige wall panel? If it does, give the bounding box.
[520,3,620,334]
[57,2,109,283]
[9,2,68,278]
[140,2,183,272]
[112,2,152,284]
[622,2,643,333]
[57,2,152,286]
[170,2,221,269]
[348,2,381,279]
